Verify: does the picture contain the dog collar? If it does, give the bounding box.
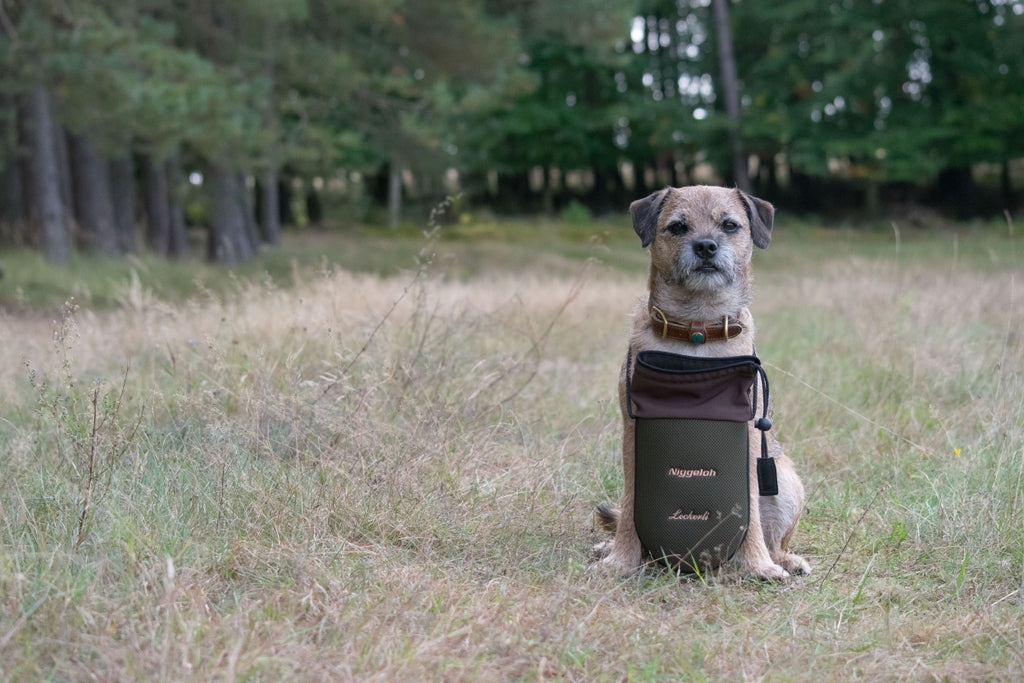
[650,306,745,344]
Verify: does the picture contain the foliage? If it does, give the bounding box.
[731,0,1024,182]
[2,0,1023,264]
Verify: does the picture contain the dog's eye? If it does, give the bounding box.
[721,219,741,233]
[665,220,688,235]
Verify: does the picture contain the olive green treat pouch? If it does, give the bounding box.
[628,351,773,572]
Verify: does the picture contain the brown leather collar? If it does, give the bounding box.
[650,306,745,344]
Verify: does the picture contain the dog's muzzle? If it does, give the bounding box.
[627,350,776,572]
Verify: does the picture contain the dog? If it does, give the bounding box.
[595,185,811,580]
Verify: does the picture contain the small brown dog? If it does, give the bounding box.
[596,185,810,580]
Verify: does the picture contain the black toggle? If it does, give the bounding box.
[753,365,779,496]
[757,455,779,496]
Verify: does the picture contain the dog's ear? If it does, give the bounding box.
[737,189,774,249]
[629,188,669,248]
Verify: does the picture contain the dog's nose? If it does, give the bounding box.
[693,239,718,260]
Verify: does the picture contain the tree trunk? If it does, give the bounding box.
[865,179,880,218]
[931,166,976,217]
[1,160,22,243]
[0,160,22,240]
[144,152,188,257]
[110,154,137,254]
[24,85,72,264]
[305,187,323,225]
[589,167,614,214]
[52,118,75,224]
[17,148,33,243]
[388,158,402,228]
[1,96,22,241]
[144,154,171,255]
[1001,160,1014,210]
[209,165,255,263]
[711,0,751,193]
[541,166,555,216]
[495,171,533,211]
[630,159,650,198]
[69,132,120,256]
[765,155,779,197]
[239,172,259,248]
[258,48,281,244]
[259,168,281,245]
[166,154,188,257]
[278,178,295,226]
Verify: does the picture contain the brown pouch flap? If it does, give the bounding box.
[629,351,758,421]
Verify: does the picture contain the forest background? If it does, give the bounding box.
[2,0,1023,265]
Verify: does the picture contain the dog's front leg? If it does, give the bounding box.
[600,414,645,574]
[732,427,789,581]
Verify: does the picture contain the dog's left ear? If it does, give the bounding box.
[737,189,774,249]
[629,188,669,248]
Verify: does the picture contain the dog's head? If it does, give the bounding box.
[630,185,774,297]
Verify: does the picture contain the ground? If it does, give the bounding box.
[1,218,1022,680]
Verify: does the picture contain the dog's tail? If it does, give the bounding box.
[595,504,620,532]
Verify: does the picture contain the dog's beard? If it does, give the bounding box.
[671,251,739,292]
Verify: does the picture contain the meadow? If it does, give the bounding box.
[1,215,1022,680]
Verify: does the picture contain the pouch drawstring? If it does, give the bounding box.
[753,365,779,496]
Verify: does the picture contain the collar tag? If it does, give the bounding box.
[689,320,707,344]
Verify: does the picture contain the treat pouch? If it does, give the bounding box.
[628,351,766,572]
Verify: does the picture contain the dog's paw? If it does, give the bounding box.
[776,552,811,576]
[595,548,644,576]
[746,561,790,582]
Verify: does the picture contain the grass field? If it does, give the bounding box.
[1,216,1022,680]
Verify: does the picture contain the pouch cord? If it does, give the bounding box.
[753,365,779,496]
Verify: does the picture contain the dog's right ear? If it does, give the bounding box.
[737,189,774,249]
[629,188,669,248]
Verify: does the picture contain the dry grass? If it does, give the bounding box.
[1,221,1022,681]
